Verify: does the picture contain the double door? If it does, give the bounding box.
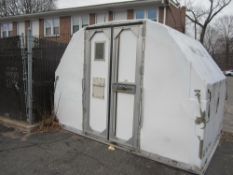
[83,23,144,149]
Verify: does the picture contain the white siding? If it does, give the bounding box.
[31,20,39,37]
[17,22,25,36]
[113,11,127,21]
[71,15,89,34]
[96,12,108,24]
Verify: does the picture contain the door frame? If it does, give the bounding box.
[109,25,145,150]
[83,28,111,141]
[83,22,146,149]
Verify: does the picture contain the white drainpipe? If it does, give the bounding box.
[163,6,167,24]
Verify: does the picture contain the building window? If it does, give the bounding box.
[135,10,145,19]
[82,16,89,28]
[0,23,13,38]
[134,9,158,21]
[71,15,89,34]
[45,19,52,36]
[2,31,7,38]
[44,18,60,36]
[147,9,157,21]
[72,17,80,33]
[53,18,60,35]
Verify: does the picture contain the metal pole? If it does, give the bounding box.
[27,29,33,124]
[20,33,28,120]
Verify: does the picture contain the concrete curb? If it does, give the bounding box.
[0,116,39,133]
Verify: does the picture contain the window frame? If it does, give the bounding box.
[0,23,13,38]
[147,9,158,21]
[134,8,159,22]
[53,18,60,36]
[44,17,60,37]
[71,16,80,34]
[94,41,106,61]
[71,15,89,35]
[81,15,89,28]
[135,9,145,20]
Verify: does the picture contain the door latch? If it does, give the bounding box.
[112,83,136,94]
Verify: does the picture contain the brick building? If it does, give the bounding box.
[0,0,186,43]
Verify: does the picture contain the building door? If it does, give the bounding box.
[83,28,111,140]
[84,23,144,149]
[109,25,144,149]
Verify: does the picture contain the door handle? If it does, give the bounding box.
[112,83,136,94]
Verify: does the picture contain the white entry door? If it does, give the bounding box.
[109,25,144,149]
[83,28,111,140]
[84,23,144,149]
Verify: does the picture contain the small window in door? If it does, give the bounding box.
[95,42,105,60]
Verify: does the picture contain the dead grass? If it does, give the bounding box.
[221,131,233,143]
[36,115,61,133]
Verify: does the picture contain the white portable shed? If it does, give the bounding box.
[54,20,226,174]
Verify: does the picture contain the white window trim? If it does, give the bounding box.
[17,22,25,36]
[81,15,89,28]
[44,17,60,37]
[0,23,13,38]
[71,15,89,35]
[134,8,159,22]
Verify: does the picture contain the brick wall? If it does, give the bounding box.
[158,7,164,23]
[60,16,71,43]
[127,9,134,19]
[166,5,186,33]
[90,13,96,25]
[33,5,186,43]
[39,18,44,38]
[109,11,113,21]
[39,17,71,43]
[13,22,17,36]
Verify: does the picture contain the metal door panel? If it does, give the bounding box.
[116,93,135,140]
[109,25,145,149]
[83,28,111,140]
[84,24,145,148]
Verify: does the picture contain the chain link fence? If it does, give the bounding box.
[0,36,26,120]
[32,37,67,122]
[0,33,67,123]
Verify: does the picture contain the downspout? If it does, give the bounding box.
[163,6,167,24]
[162,0,167,25]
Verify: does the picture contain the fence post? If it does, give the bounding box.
[20,33,28,121]
[27,29,33,124]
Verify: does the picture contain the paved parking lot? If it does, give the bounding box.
[0,124,233,175]
[0,78,233,175]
